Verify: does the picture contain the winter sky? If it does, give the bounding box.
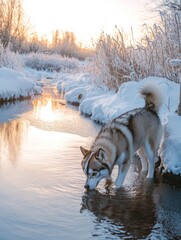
[23,0,154,46]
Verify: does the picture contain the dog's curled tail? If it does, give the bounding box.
[140,83,163,113]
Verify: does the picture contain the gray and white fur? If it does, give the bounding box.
[80,83,163,190]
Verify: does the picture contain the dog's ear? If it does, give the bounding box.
[96,148,107,161]
[80,146,89,157]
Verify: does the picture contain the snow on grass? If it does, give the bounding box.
[23,53,80,72]
[57,73,181,175]
[0,67,41,101]
[57,73,92,93]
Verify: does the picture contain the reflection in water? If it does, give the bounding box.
[153,184,181,239]
[81,161,181,240]
[32,92,77,124]
[28,89,100,137]
[0,99,32,123]
[33,96,58,122]
[81,180,156,239]
[32,87,65,123]
[0,119,29,163]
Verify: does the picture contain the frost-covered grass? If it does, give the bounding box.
[0,45,83,73]
[0,45,24,71]
[23,53,81,72]
[90,10,181,90]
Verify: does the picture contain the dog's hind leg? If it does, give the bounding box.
[154,126,163,170]
[143,139,155,178]
[137,147,148,173]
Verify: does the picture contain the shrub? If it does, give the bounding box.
[23,53,81,72]
[0,44,23,70]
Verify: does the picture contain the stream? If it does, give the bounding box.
[0,83,180,240]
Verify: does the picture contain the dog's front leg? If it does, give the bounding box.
[115,162,130,188]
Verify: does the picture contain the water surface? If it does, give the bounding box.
[0,86,180,240]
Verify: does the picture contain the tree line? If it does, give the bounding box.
[0,0,89,59]
[0,0,28,51]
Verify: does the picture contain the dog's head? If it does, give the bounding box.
[80,146,111,190]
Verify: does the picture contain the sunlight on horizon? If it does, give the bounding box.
[23,0,151,46]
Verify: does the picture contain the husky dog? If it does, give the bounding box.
[80,83,163,190]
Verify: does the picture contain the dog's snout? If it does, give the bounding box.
[84,184,90,190]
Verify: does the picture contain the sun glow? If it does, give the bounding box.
[33,97,57,122]
[23,0,147,46]
[40,99,55,122]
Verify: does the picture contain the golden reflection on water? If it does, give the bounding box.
[0,120,29,163]
[0,88,95,166]
[33,97,56,122]
[29,90,100,138]
[32,90,66,123]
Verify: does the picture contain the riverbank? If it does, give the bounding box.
[0,67,42,103]
[57,73,181,179]
[0,66,180,180]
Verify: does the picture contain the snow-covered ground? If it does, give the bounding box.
[0,67,42,101]
[57,73,181,176]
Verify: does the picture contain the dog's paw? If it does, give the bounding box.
[112,184,119,190]
[113,180,123,188]
[115,178,124,188]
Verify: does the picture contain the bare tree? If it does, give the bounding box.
[51,29,61,49]
[51,30,78,57]
[61,31,77,57]
[0,0,30,51]
[28,32,39,53]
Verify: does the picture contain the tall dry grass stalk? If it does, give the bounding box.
[91,10,181,90]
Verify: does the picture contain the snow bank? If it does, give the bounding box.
[57,73,91,92]
[33,85,43,95]
[57,73,181,175]
[0,67,40,101]
[57,74,179,123]
[160,114,181,175]
[81,76,179,123]
[80,87,114,118]
[23,68,54,81]
[57,73,99,105]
